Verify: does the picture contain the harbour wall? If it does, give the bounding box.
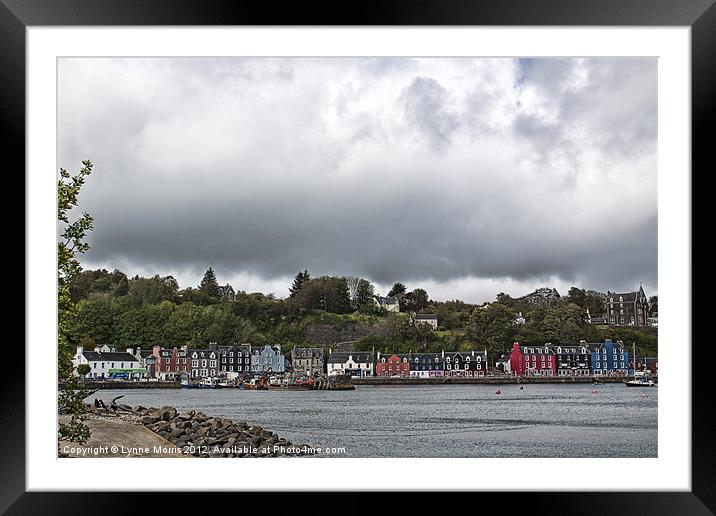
[352,376,628,385]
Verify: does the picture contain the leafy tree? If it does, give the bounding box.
[566,287,586,306]
[128,274,178,305]
[199,267,221,297]
[355,279,375,310]
[294,276,352,314]
[58,160,94,445]
[467,303,517,354]
[405,288,429,312]
[76,363,91,379]
[387,282,407,298]
[495,292,515,306]
[540,303,586,344]
[289,269,311,298]
[648,296,658,316]
[113,274,129,296]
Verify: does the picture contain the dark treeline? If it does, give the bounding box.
[67,268,658,360]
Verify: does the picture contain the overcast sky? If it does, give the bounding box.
[58,57,657,303]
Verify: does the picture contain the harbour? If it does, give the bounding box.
[86,383,658,458]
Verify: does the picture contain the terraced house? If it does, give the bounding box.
[290,346,325,377]
[152,345,189,380]
[444,350,488,377]
[327,351,375,377]
[375,353,411,377]
[548,342,591,376]
[588,339,630,376]
[409,352,445,378]
[188,348,219,378]
[218,344,252,379]
[510,343,556,377]
[251,345,285,374]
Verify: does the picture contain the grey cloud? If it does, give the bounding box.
[59,57,657,302]
[401,77,459,151]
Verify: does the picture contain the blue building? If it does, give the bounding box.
[250,345,285,374]
[587,339,630,376]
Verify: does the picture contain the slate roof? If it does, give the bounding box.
[250,345,283,356]
[291,347,324,359]
[414,313,437,320]
[608,292,638,302]
[327,351,374,364]
[82,351,139,362]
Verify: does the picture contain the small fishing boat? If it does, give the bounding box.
[624,344,657,387]
[624,378,656,387]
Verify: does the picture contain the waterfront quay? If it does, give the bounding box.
[352,375,629,385]
[59,380,181,390]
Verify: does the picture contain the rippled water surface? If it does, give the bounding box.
[91,384,657,457]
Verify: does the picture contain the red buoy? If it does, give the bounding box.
[495,389,501,395]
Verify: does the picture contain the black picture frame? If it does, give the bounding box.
[6,0,711,512]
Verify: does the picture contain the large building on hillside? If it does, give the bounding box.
[606,286,649,326]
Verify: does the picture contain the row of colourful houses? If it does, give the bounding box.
[72,343,287,381]
[497,339,638,377]
[326,350,490,378]
[71,339,650,381]
[71,344,489,380]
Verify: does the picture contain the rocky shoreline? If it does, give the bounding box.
[84,401,315,457]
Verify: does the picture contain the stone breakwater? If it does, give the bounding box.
[86,402,315,457]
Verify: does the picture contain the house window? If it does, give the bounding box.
[192,360,198,368]
[165,358,170,364]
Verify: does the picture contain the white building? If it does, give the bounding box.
[327,351,374,377]
[72,344,144,380]
[373,296,400,313]
[413,313,438,329]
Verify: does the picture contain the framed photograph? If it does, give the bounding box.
[8,0,711,511]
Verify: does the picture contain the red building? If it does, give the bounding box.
[152,345,189,380]
[509,343,525,376]
[509,342,556,377]
[375,353,410,377]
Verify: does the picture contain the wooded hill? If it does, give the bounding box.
[67,268,658,360]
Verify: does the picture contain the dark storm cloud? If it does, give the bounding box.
[58,57,657,301]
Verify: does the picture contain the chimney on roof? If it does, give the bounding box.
[76,346,83,356]
[152,345,161,357]
[126,347,133,355]
[94,346,100,352]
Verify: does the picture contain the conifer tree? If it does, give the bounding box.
[289,269,311,298]
[199,267,220,297]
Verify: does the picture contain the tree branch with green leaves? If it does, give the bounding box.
[58,160,94,446]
